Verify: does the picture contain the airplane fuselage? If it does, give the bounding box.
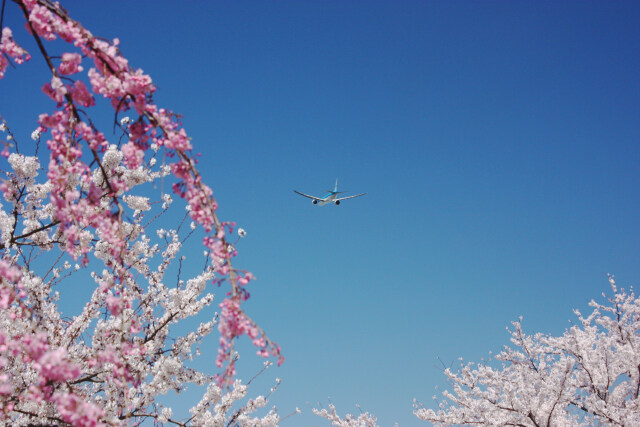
[315,192,338,206]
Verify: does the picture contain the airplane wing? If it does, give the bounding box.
[294,190,322,201]
[334,193,366,202]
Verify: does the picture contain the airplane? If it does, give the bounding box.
[294,179,366,206]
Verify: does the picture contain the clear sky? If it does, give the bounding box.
[2,1,640,425]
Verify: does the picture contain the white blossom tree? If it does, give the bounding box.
[0,0,284,425]
[415,277,640,426]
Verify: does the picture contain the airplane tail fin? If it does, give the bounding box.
[334,178,338,193]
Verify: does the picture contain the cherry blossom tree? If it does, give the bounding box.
[0,0,283,424]
[415,277,640,426]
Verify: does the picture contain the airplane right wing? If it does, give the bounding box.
[334,193,366,201]
[294,190,321,201]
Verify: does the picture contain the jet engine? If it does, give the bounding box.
[312,200,318,204]
[334,200,340,205]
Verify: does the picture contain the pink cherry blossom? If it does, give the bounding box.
[53,392,105,426]
[37,348,81,382]
[41,76,67,103]
[0,28,31,78]
[58,52,83,75]
[70,80,94,107]
[121,141,144,169]
[105,294,123,316]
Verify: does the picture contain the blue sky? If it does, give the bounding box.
[2,1,640,425]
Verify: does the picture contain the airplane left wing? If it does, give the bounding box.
[294,190,321,201]
[334,193,366,201]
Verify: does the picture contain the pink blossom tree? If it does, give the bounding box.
[0,0,283,424]
[415,277,640,426]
